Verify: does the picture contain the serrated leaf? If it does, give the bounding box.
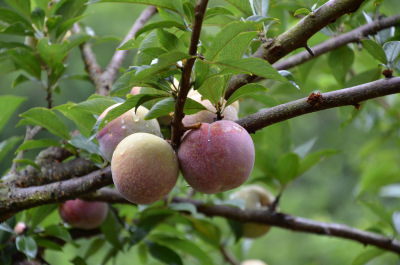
[54,103,96,137]
[197,75,227,105]
[205,7,234,20]
[328,45,355,85]
[0,136,22,163]
[223,0,252,16]
[206,21,259,61]
[44,225,72,243]
[276,153,300,186]
[361,39,387,64]
[136,21,185,38]
[157,28,186,52]
[0,8,32,28]
[69,135,101,156]
[361,200,394,231]
[225,83,267,107]
[294,8,311,16]
[383,41,400,65]
[6,48,41,78]
[5,0,31,18]
[100,209,122,249]
[18,107,70,139]
[352,247,384,265]
[16,139,61,152]
[70,98,116,115]
[298,149,339,175]
[117,39,136,51]
[214,57,286,82]
[11,74,30,89]
[146,241,183,265]
[37,38,68,68]
[150,235,214,265]
[15,236,37,259]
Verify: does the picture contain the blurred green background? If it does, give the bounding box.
[1,0,400,264]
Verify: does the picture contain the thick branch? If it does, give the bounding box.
[274,14,400,70]
[103,6,158,83]
[237,77,400,133]
[77,188,400,254]
[225,0,365,99]
[170,0,209,149]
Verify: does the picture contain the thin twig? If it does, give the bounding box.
[170,0,209,149]
[220,244,240,265]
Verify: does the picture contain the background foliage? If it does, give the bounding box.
[0,0,400,264]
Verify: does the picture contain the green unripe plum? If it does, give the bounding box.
[182,92,238,126]
[178,120,254,194]
[58,199,108,230]
[231,185,275,238]
[111,133,179,204]
[96,104,162,162]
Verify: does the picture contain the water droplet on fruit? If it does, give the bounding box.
[134,116,140,122]
[233,125,241,131]
[120,148,127,156]
[104,120,108,124]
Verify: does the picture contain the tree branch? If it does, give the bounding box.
[103,6,158,83]
[225,0,366,99]
[170,0,209,149]
[73,187,400,254]
[274,14,400,71]
[237,77,400,133]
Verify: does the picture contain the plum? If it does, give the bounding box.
[231,185,275,238]
[178,120,254,194]
[96,104,162,162]
[111,133,179,204]
[58,199,108,230]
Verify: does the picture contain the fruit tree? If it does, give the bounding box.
[0,0,400,264]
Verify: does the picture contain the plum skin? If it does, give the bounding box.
[58,199,108,230]
[178,120,255,194]
[231,185,275,238]
[96,104,162,162]
[111,133,179,204]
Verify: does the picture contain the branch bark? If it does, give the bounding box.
[237,77,400,133]
[274,14,400,71]
[225,0,366,99]
[73,6,158,96]
[170,0,209,149]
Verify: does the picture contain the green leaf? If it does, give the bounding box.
[205,21,258,61]
[383,41,400,65]
[88,0,184,15]
[4,0,31,18]
[184,216,221,247]
[44,225,72,243]
[64,33,92,52]
[69,135,101,156]
[117,39,137,51]
[13,159,41,172]
[11,74,30,89]
[0,223,15,235]
[361,39,387,64]
[197,75,226,105]
[294,8,311,16]
[15,236,37,259]
[352,247,384,265]
[150,235,214,265]
[6,48,42,78]
[18,107,71,140]
[361,200,394,230]
[100,209,122,249]
[298,149,339,175]
[223,0,253,16]
[146,241,183,265]
[278,70,300,89]
[135,21,185,38]
[225,83,268,107]
[168,203,197,215]
[70,97,116,116]
[145,97,207,120]
[34,237,63,251]
[31,7,45,31]
[249,0,270,16]
[137,243,148,264]
[16,139,61,152]
[0,7,32,28]
[71,257,88,265]
[275,153,300,186]
[0,136,23,163]
[37,38,68,68]
[328,45,355,85]
[84,238,106,259]
[204,7,234,20]
[29,204,58,231]
[54,103,96,137]
[157,28,186,52]
[213,57,287,82]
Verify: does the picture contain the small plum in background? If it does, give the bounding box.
[231,185,275,238]
[96,103,162,162]
[111,133,179,204]
[14,222,27,235]
[178,120,255,194]
[182,91,239,126]
[59,199,108,229]
[241,260,268,265]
